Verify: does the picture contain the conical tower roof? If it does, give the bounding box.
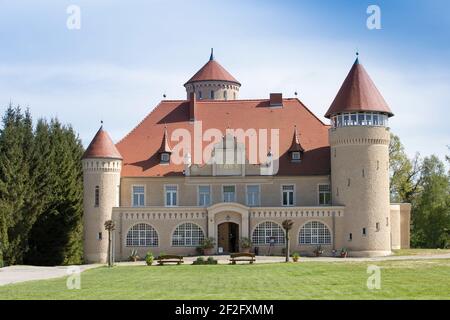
[325,58,393,118]
[185,49,240,86]
[83,126,122,160]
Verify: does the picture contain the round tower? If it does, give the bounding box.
[325,56,394,257]
[82,126,122,263]
[184,49,241,100]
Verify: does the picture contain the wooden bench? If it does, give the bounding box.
[157,255,184,265]
[229,253,256,264]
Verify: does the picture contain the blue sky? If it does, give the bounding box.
[0,0,449,160]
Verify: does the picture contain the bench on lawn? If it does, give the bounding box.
[157,255,184,265]
[229,253,256,264]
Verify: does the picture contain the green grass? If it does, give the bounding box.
[392,249,450,256]
[1,260,450,300]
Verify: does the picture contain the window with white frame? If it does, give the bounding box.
[198,185,211,207]
[252,221,285,245]
[172,223,205,247]
[126,223,158,247]
[246,185,260,206]
[165,185,178,206]
[223,185,236,203]
[299,221,332,245]
[318,184,331,205]
[132,186,145,207]
[282,185,294,206]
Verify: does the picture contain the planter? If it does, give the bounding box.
[340,252,348,258]
[241,248,251,254]
[203,248,215,255]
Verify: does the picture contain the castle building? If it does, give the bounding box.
[82,51,411,263]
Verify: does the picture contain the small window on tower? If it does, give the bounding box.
[386,217,389,227]
[97,232,102,240]
[198,91,202,99]
[362,228,367,236]
[94,186,100,207]
[349,233,352,241]
[376,223,380,232]
[210,90,214,99]
[224,91,227,100]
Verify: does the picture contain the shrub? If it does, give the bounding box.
[239,237,252,249]
[207,256,218,265]
[145,252,154,266]
[292,252,300,262]
[201,237,216,249]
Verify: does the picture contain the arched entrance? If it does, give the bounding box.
[217,222,239,253]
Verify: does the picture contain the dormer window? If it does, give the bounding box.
[160,153,170,164]
[288,126,304,163]
[292,151,301,161]
[158,126,172,165]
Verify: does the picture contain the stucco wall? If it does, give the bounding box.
[120,175,331,208]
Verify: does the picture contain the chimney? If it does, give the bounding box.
[189,92,196,121]
[269,93,283,107]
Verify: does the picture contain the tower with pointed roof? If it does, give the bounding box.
[326,56,394,257]
[184,49,241,100]
[82,126,122,263]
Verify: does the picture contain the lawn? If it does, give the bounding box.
[392,249,450,256]
[1,260,450,300]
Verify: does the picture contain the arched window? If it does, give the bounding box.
[172,223,205,247]
[299,221,331,245]
[252,221,285,245]
[126,223,158,247]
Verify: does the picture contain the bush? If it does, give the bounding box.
[192,256,218,265]
[239,237,252,249]
[201,237,216,250]
[145,252,154,266]
[292,252,300,262]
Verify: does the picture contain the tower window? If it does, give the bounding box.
[224,91,227,100]
[210,90,214,99]
[376,223,380,232]
[94,186,100,207]
[349,233,352,241]
[362,228,367,236]
[198,91,202,99]
[347,178,351,187]
[386,217,389,227]
[97,232,102,240]
[233,92,236,99]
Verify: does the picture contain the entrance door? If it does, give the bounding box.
[217,222,239,254]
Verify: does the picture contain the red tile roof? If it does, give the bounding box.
[325,59,393,118]
[83,126,123,160]
[185,59,240,85]
[116,99,330,177]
